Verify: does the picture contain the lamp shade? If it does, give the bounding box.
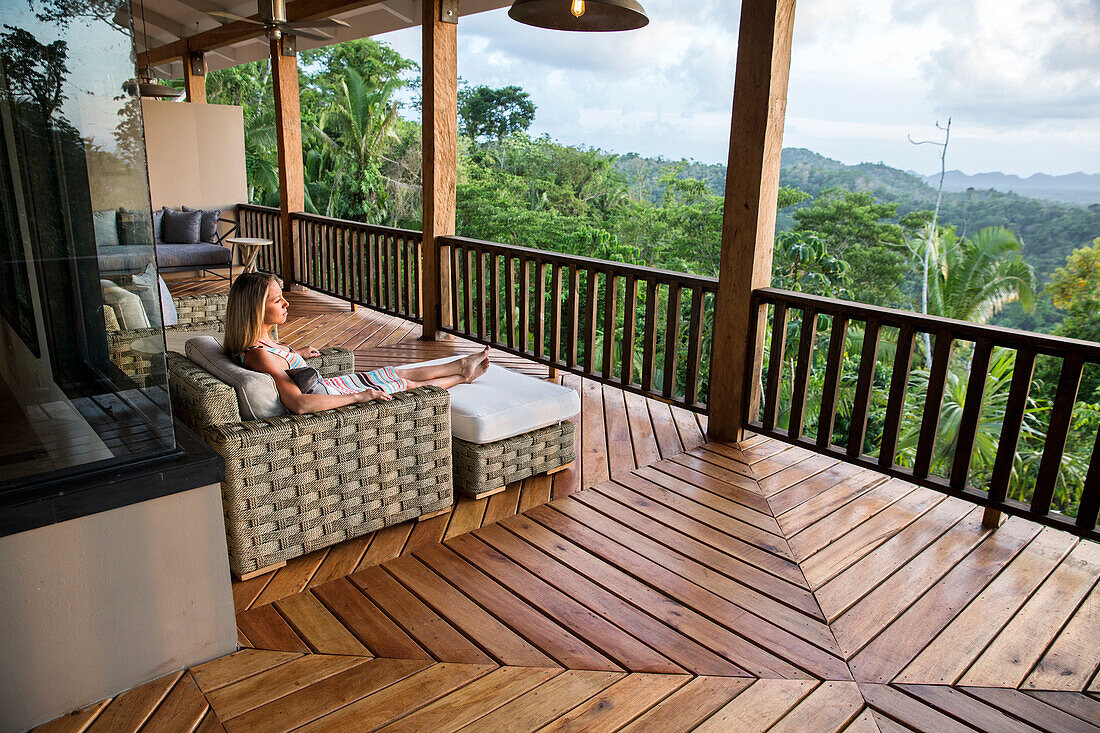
[508,0,648,32]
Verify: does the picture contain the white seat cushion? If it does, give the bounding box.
[100,279,150,330]
[402,356,580,444]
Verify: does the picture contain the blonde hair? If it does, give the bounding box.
[225,272,280,357]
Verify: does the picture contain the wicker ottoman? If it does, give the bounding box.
[454,421,576,498]
[399,356,581,498]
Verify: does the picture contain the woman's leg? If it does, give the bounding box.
[395,346,489,383]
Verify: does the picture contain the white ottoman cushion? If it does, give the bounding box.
[403,356,580,444]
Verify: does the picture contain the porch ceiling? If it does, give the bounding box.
[131,0,512,75]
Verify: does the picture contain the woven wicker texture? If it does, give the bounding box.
[174,293,228,323]
[453,420,575,498]
[168,350,452,576]
[107,294,227,387]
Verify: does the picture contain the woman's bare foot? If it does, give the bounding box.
[460,347,491,383]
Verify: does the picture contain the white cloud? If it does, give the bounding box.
[379,0,1100,176]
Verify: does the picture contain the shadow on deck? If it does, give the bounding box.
[36,280,1099,732]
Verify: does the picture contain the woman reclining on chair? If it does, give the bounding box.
[225,272,489,414]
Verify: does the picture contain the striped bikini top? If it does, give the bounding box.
[237,340,307,369]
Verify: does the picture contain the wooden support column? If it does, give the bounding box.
[420,0,457,339]
[182,44,206,103]
[707,0,796,442]
[270,34,304,288]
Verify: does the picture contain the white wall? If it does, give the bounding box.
[0,484,237,732]
[140,100,248,214]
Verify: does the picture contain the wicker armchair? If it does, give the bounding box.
[107,294,227,386]
[166,347,453,577]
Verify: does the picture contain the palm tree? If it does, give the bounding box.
[913,225,1036,325]
[314,69,401,222]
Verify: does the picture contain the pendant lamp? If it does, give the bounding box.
[508,0,648,32]
[125,0,183,98]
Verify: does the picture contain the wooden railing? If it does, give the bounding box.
[440,235,717,412]
[292,213,423,322]
[236,203,282,275]
[747,287,1100,540]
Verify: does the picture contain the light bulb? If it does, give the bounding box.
[571,0,585,18]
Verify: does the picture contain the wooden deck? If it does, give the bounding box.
[32,280,1100,731]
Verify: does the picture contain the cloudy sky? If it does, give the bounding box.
[379,0,1100,177]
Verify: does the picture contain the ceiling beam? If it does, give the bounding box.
[138,0,388,67]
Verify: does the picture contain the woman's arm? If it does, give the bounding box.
[244,349,391,415]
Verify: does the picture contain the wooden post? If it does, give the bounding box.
[707,0,796,442]
[421,0,457,340]
[270,34,304,288]
[182,45,206,103]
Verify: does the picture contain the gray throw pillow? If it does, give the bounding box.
[117,207,152,246]
[185,335,287,420]
[162,208,202,244]
[93,209,119,247]
[182,206,221,243]
[152,208,165,244]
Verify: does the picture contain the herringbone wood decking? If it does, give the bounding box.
[34,280,1098,731]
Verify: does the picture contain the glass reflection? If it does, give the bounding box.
[0,0,175,484]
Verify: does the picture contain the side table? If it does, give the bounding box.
[226,237,273,281]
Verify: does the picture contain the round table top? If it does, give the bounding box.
[225,237,273,246]
[130,330,225,355]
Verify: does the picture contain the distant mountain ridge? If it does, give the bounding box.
[921,170,1100,206]
[614,147,1100,287]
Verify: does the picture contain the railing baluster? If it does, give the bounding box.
[450,243,460,331]
[550,265,563,365]
[949,340,994,489]
[584,269,600,375]
[1032,354,1084,516]
[535,261,547,360]
[400,234,409,310]
[463,247,472,333]
[847,319,881,457]
[684,287,705,406]
[621,275,638,387]
[566,265,579,368]
[762,302,789,431]
[663,283,682,400]
[787,307,818,440]
[602,273,618,380]
[879,324,916,467]
[506,254,517,349]
[988,348,1036,511]
[915,332,954,479]
[475,247,485,340]
[521,258,531,353]
[490,252,501,343]
[817,314,848,448]
[641,280,658,393]
[1078,427,1100,531]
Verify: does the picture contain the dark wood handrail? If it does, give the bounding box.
[746,287,1100,541]
[756,287,1100,360]
[443,235,719,290]
[292,212,424,240]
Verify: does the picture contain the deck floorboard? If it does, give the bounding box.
[32,281,1097,732]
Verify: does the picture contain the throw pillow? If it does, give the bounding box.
[152,208,165,244]
[100,279,150,329]
[182,206,221,243]
[162,208,202,244]
[93,209,119,248]
[117,207,152,246]
[185,336,287,420]
[132,263,179,326]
